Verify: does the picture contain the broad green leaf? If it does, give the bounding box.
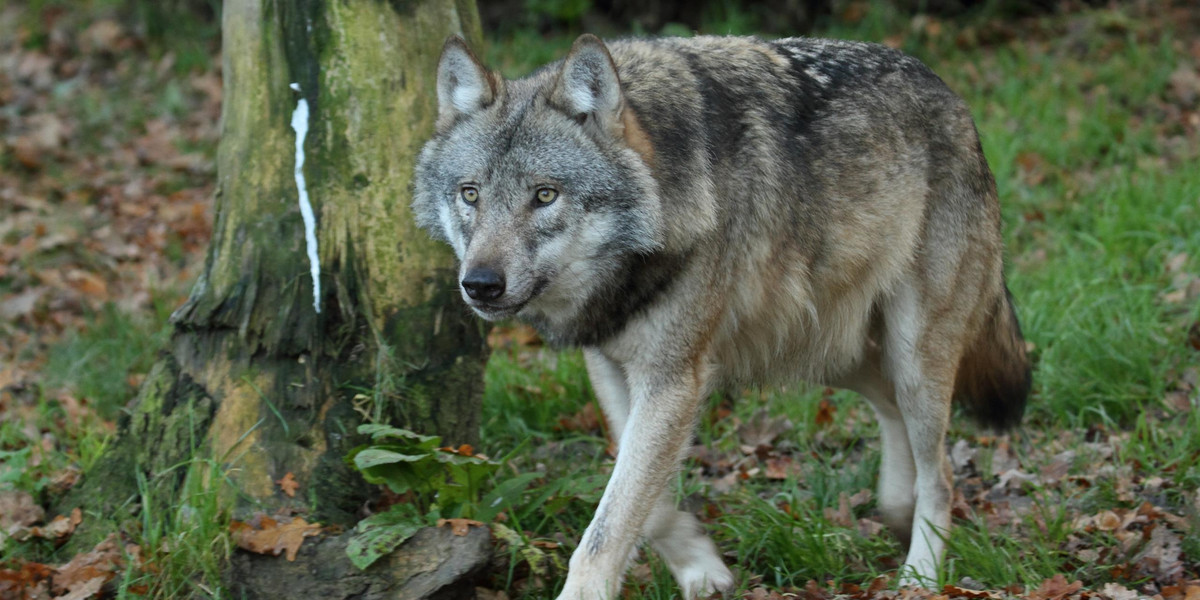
[346,503,426,570]
[353,448,431,470]
[357,424,439,446]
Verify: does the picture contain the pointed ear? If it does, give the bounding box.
[551,34,622,128]
[436,35,497,129]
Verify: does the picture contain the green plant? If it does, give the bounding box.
[344,423,502,569]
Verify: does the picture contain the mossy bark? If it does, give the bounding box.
[58,0,486,556]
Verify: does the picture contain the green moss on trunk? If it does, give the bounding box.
[61,0,487,548]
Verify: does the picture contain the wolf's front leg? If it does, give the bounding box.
[584,350,734,598]
[556,361,709,600]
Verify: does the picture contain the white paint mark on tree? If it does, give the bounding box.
[290,82,321,314]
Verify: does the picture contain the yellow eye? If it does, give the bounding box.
[535,188,558,204]
[461,186,478,204]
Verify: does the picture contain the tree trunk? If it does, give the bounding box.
[59,0,488,592]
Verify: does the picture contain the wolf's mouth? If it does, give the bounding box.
[463,277,549,321]
[468,299,527,320]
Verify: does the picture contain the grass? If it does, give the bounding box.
[3,1,1199,598]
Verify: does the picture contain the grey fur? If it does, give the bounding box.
[413,33,1030,600]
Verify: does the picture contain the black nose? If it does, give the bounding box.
[461,267,505,301]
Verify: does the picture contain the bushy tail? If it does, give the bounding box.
[954,286,1031,431]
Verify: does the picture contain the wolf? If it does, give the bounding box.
[412,32,1031,600]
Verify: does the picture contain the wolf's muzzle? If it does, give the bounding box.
[461,266,506,301]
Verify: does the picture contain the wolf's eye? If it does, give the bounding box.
[460,186,479,204]
[535,188,558,205]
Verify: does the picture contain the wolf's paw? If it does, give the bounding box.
[675,555,735,599]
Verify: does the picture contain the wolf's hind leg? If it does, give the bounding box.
[882,283,954,588]
[644,496,735,598]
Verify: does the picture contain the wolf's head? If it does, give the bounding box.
[412,35,664,326]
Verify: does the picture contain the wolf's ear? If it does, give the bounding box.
[551,34,622,129]
[436,35,497,129]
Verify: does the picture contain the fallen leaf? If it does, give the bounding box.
[950,439,976,473]
[802,579,829,600]
[275,472,299,498]
[231,516,322,561]
[823,492,854,527]
[1134,525,1184,583]
[1029,574,1082,600]
[0,490,45,532]
[475,587,511,600]
[814,398,835,428]
[857,517,886,538]
[54,575,105,600]
[437,518,483,536]
[0,287,47,321]
[79,19,125,54]
[848,488,872,508]
[1099,583,1138,600]
[486,323,542,349]
[556,402,603,434]
[765,456,796,480]
[52,534,123,595]
[992,468,1036,492]
[737,408,793,447]
[942,584,1001,599]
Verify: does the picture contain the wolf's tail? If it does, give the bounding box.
[954,285,1031,431]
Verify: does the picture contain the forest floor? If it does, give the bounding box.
[2,1,1200,599]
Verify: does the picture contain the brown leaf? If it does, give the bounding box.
[486,323,542,349]
[556,402,604,434]
[13,136,45,170]
[1134,525,1184,583]
[942,584,1001,599]
[857,517,886,538]
[52,534,122,595]
[65,270,107,301]
[1029,574,1082,600]
[79,20,125,54]
[764,456,796,480]
[1016,151,1047,186]
[475,588,510,600]
[0,287,47,321]
[848,488,872,508]
[823,492,854,527]
[737,408,793,447]
[0,490,45,532]
[231,516,322,561]
[276,472,299,498]
[802,579,829,600]
[437,518,483,537]
[0,561,55,594]
[1099,582,1139,600]
[54,576,105,600]
[1096,510,1121,531]
[814,398,835,428]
